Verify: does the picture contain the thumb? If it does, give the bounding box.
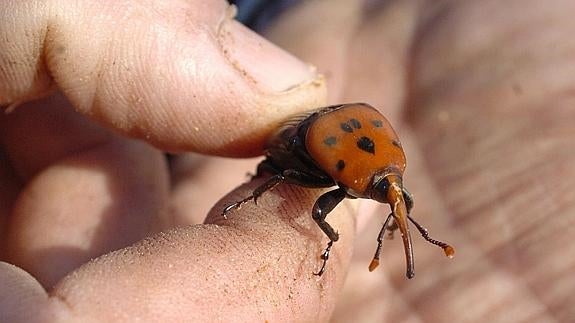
[0,0,325,156]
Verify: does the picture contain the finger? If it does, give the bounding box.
[1,94,169,288]
[264,0,363,104]
[0,0,326,156]
[0,262,50,322]
[48,178,356,321]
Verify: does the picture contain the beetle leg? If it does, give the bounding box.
[223,168,333,219]
[247,168,334,206]
[313,240,334,276]
[311,187,347,276]
[312,188,346,241]
[222,173,285,218]
[368,213,394,271]
[252,174,285,205]
[222,195,253,219]
[385,217,398,239]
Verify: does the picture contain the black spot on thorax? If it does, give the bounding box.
[349,119,362,129]
[371,120,383,128]
[357,136,375,154]
[324,136,337,146]
[340,123,353,133]
[341,118,363,134]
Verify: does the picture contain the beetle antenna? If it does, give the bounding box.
[407,215,455,258]
[369,213,394,271]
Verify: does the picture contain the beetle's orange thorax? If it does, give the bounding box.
[304,104,406,195]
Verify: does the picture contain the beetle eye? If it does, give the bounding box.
[371,177,391,203]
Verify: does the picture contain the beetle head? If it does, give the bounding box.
[370,168,402,204]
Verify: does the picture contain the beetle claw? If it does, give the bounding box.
[313,240,334,276]
[222,196,254,218]
[222,204,235,219]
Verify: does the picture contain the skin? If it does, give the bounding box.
[1,0,574,322]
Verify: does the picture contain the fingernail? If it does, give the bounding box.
[218,19,318,93]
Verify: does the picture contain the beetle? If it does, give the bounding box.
[223,103,454,278]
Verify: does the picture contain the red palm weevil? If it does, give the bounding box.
[223,103,454,278]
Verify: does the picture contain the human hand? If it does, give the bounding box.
[263,0,575,321]
[3,0,575,322]
[0,1,342,322]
